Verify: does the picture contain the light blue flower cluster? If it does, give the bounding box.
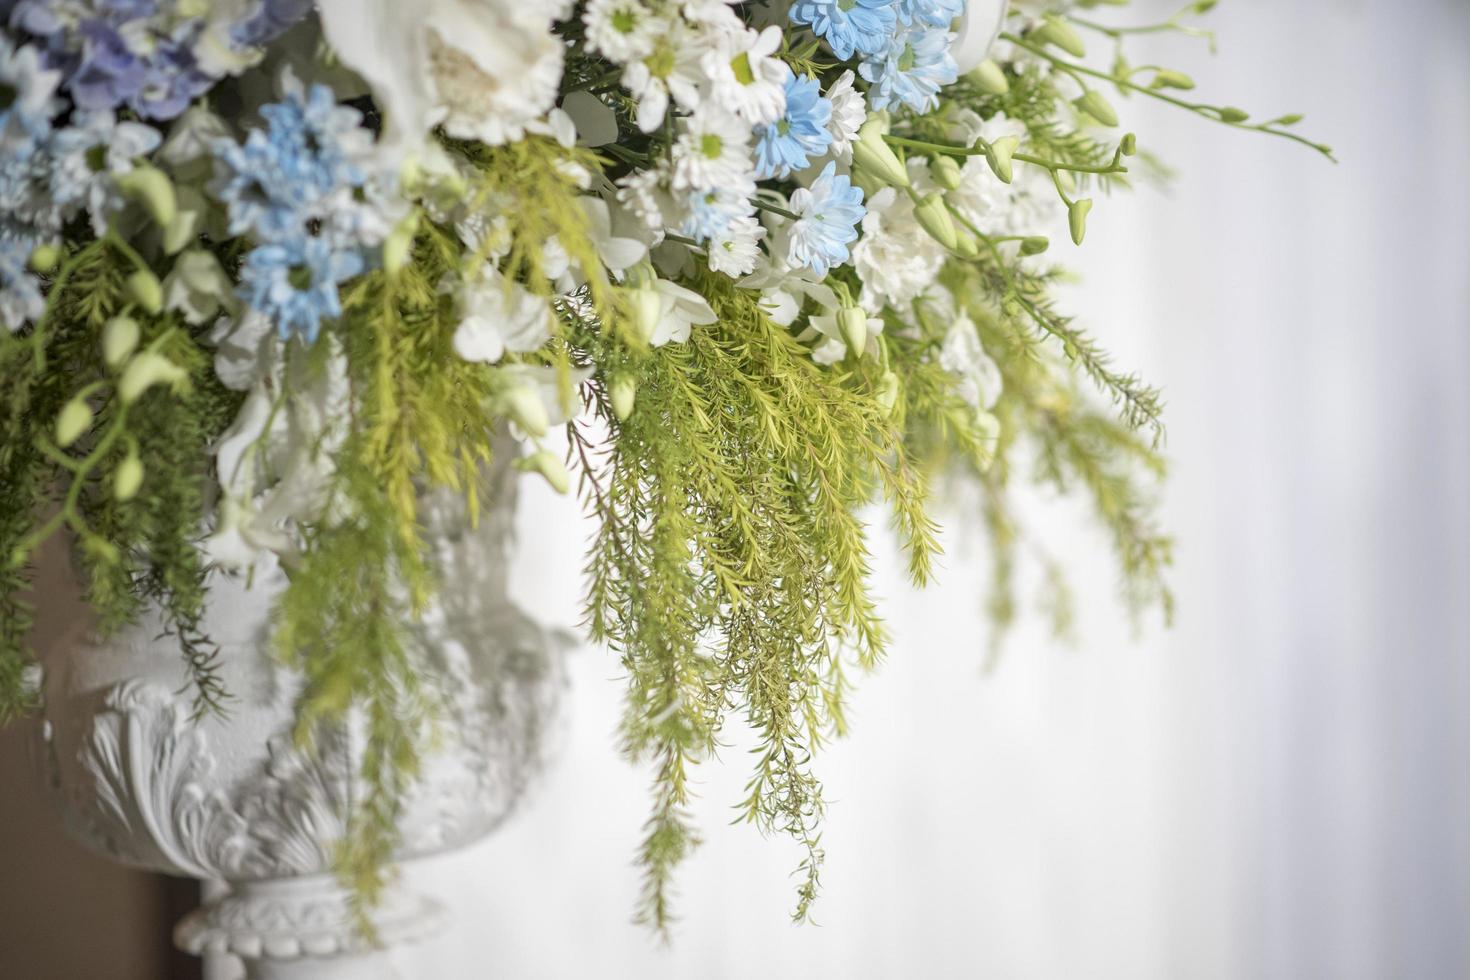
[788,162,866,278]
[0,227,45,332]
[754,74,834,180]
[212,79,377,343]
[860,22,958,114]
[789,0,960,114]
[788,0,896,61]
[9,0,310,120]
[0,36,61,331]
[681,188,752,245]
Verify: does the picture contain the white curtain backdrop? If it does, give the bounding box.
[394,2,1470,977]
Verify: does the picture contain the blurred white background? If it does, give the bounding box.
[396,1,1470,977]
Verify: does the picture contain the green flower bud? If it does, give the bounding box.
[1274,114,1305,126]
[500,383,549,438]
[955,230,979,258]
[986,136,1019,184]
[1068,198,1094,246]
[1120,133,1138,157]
[969,59,1009,96]
[28,243,60,274]
[629,286,663,344]
[114,452,144,502]
[1021,236,1050,256]
[1150,69,1196,91]
[931,155,963,191]
[610,374,637,422]
[851,118,911,189]
[1219,106,1251,123]
[118,351,188,404]
[837,305,870,357]
[125,269,164,315]
[1076,90,1119,128]
[526,450,571,495]
[875,371,900,417]
[55,398,93,449]
[913,193,958,252]
[1034,16,1086,58]
[116,164,177,230]
[102,315,140,368]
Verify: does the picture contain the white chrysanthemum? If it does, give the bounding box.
[453,268,555,364]
[852,171,948,311]
[617,163,679,236]
[584,0,667,64]
[824,70,866,158]
[707,212,765,278]
[672,107,755,191]
[698,24,791,125]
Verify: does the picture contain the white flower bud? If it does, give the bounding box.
[1068,198,1094,246]
[914,193,959,252]
[932,155,963,191]
[125,269,164,315]
[114,452,144,502]
[851,118,911,189]
[526,450,571,495]
[500,383,549,438]
[837,306,870,357]
[102,315,140,368]
[118,351,188,404]
[986,136,1019,184]
[629,286,663,345]
[116,164,178,230]
[55,398,93,448]
[610,375,637,422]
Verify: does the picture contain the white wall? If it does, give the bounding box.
[399,2,1470,977]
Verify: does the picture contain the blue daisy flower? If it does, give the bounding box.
[860,26,958,114]
[789,0,898,61]
[754,74,835,180]
[787,162,865,278]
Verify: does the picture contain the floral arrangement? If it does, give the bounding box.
[0,0,1326,929]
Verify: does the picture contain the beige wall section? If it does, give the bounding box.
[0,529,173,979]
[0,720,172,980]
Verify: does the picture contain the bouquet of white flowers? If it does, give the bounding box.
[0,0,1325,927]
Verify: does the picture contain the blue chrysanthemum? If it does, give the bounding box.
[681,188,752,244]
[212,80,370,241]
[754,74,834,180]
[240,234,365,343]
[0,226,46,333]
[789,0,898,61]
[895,0,965,29]
[860,26,958,114]
[787,162,865,278]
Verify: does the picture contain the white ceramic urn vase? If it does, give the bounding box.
[28,454,564,979]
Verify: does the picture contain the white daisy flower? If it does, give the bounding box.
[698,24,791,125]
[584,0,667,65]
[672,106,756,191]
[706,212,765,278]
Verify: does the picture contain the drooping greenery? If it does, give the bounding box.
[0,0,1326,939]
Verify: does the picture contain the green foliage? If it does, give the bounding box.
[571,273,939,931]
[0,235,242,719]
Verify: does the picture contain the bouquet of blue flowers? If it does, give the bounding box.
[0,0,1325,926]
